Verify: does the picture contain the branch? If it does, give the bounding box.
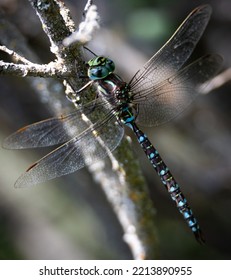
[0,45,32,64]
[1,0,158,259]
[0,60,71,78]
[0,45,70,78]
[63,2,100,46]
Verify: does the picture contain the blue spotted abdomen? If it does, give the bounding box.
[131,122,204,243]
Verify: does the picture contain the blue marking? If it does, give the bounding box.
[159,170,164,176]
[159,168,168,176]
[169,184,179,193]
[178,198,187,207]
[125,116,135,123]
[188,219,196,227]
[149,152,155,159]
[191,227,196,232]
[161,179,167,185]
[139,135,145,142]
[191,226,198,232]
[184,211,191,219]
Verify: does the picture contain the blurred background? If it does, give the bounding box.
[0,0,231,259]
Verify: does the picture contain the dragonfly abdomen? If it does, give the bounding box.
[131,122,204,243]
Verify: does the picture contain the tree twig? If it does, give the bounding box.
[0,60,70,78]
[0,0,158,259]
[0,45,32,64]
[63,2,100,46]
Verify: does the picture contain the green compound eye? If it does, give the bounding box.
[87,56,115,80]
[88,66,109,80]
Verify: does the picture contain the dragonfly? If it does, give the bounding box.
[3,5,222,243]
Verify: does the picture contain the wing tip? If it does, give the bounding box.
[196,4,212,14]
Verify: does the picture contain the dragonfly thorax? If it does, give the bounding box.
[96,73,132,105]
[87,56,133,105]
[94,70,136,124]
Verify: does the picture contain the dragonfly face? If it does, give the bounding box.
[87,56,115,80]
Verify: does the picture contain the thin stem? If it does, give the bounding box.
[0,60,71,78]
[1,0,159,259]
[0,45,32,64]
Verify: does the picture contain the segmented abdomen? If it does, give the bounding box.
[131,122,204,243]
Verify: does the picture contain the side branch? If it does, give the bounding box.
[0,61,71,78]
[0,0,159,259]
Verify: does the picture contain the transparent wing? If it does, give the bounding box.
[13,113,124,188]
[130,5,212,90]
[134,54,223,126]
[3,99,110,149]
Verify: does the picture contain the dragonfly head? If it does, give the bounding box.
[87,56,115,80]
